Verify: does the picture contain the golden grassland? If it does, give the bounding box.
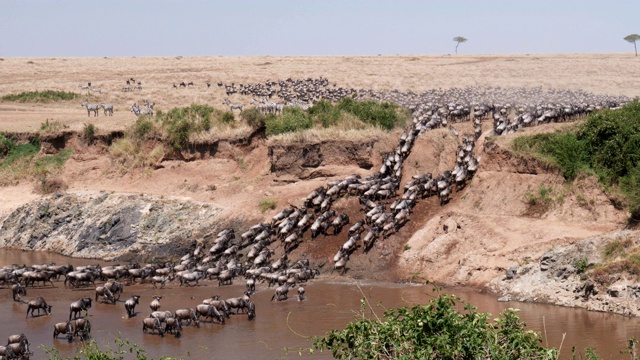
[0,54,638,133]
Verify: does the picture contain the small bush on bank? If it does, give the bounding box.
[240,108,267,129]
[265,99,409,136]
[1,90,80,103]
[82,123,96,145]
[0,138,72,186]
[265,107,312,136]
[312,292,556,359]
[0,132,15,157]
[512,101,640,223]
[39,119,69,133]
[259,199,277,213]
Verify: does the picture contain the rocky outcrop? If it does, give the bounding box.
[489,230,640,317]
[268,139,387,179]
[0,192,222,261]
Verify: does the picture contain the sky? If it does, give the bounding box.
[1,0,639,57]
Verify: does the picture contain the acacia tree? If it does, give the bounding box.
[624,34,640,56]
[453,36,467,55]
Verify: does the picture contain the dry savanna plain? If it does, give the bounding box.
[0,53,639,288]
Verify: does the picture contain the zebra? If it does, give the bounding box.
[143,100,155,109]
[81,101,100,117]
[261,98,277,114]
[130,103,153,116]
[99,103,114,116]
[223,99,243,112]
[122,85,132,92]
[90,87,102,94]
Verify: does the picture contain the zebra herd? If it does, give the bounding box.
[81,101,113,117]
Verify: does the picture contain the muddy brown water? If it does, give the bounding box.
[0,249,637,359]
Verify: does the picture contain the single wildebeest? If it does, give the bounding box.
[73,318,92,340]
[175,308,200,328]
[195,304,225,324]
[125,295,140,318]
[150,295,162,311]
[26,296,52,318]
[12,283,26,302]
[53,321,75,342]
[69,297,92,320]
[142,317,164,337]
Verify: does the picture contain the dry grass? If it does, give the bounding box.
[109,138,164,171]
[189,123,254,142]
[267,126,390,145]
[1,54,638,133]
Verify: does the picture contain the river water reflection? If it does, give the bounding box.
[0,249,637,359]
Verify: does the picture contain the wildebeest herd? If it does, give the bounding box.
[22,75,633,357]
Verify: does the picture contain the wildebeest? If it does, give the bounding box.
[150,295,162,311]
[53,321,74,342]
[69,297,92,320]
[175,308,200,328]
[125,295,140,318]
[142,317,164,337]
[26,296,52,318]
[73,318,91,340]
[195,304,225,324]
[12,283,26,302]
[95,285,115,304]
[270,284,290,301]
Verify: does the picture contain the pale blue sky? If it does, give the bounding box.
[1,0,638,57]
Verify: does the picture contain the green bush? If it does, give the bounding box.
[337,97,409,130]
[265,107,312,136]
[0,132,15,157]
[40,119,69,133]
[259,199,277,213]
[157,104,222,150]
[1,90,80,103]
[312,293,557,359]
[132,117,156,140]
[43,337,180,359]
[221,111,235,124]
[0,139,39,167]
[240,108,266,129]
[82,123,96,144]
[512,101,640,223]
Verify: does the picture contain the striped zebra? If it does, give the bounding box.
[130,103,153,116]
[223,99,243,112]
[81,100,100,117]
[99,103,114,116]
[262,98,277,114]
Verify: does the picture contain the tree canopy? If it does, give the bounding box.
[453,36,468,55]
[624,34,640,56]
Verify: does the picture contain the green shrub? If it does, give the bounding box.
[240,108,266,128]
[39,119,69,133]
[575,257,589,274]
[1,90,80,103]
[513,101,640,223]
[0,132,15,157]
[43,337,180,360]
[259,199,277,213]
[335,97,409,130]
[82,123,96,144]
[132,117,156,140]
[265,107,312,136]
[221,111,235,124]
[312,292,556,359]
[157,104,222,150]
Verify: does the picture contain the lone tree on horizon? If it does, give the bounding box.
[453,36,467,55]
[624,34,640,56]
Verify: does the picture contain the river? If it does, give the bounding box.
[0,249,636,359]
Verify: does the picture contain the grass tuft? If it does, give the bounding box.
[1,90,80,103]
